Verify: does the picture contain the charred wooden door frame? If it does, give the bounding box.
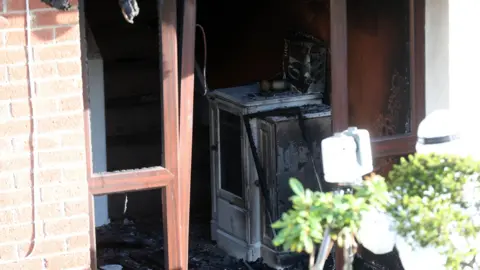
[330,0,349,133]
[370,0,426,159]
[330,0,425,269]
[79,0,196,269]
[179,0,197,266]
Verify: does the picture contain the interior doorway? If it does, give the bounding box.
[78,0,425,269]
[80,0,193,269]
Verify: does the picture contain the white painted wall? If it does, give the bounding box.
[89,58,110,227]
[425,0,480,136]
[425,0,450,114]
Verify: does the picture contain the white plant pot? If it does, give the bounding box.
[357,209,480,270]
[395,235,446,270]
[356,209,396,255]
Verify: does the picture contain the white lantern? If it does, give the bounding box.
[321,127,373,185]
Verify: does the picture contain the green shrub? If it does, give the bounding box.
[271,153,480,270]
[386,153,480,269]
[271,175,388,254]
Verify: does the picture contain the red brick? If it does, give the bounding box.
[32,62,58,78]
[0,209,16,225]
[12,170,33,189]
[0,120,31,137]
[12,136,60,153]
[55,25,80,43]
[0,189,31,208]
[0,102,11,120]
[0,83,28,100]
[6,65,28,81]
[37,113,83,133]
[43,216,89,236]
[18,238,66,258]
[0,13,27,29]
[65,200,88,216]
[44,251,90,269]
[4,31,26,47]
[5,0,49,11]
[0,16,7,28]
[0,67,7,83]
[62,167,86,182]
[12,207,33,224]
[5,204,61,225]
[38,135,61,149]
[0,259,43,270]
[6,205,59,224]
[0,138,13,153]
[0,223,33,243]
[61,132,84,148]
[66,234,89,251]
[0,48,26,65]
[37,168,62,185]
[57,60,81,76]
[32,28,55,44]
[0,155,32,171]
[11,98,58,118]
[9,102,31,118]
[4,29,54,47]
[33,44,80,61]
[0,173,15,190]
[38,202,64,219]
[40,183,87,202]
[8,62,59,81]
[0,243,17,261]
[59,95,83,112]
[33,10,79,27]
[38,149,84,167]
[11,136,31,153]
[35,79,82,97]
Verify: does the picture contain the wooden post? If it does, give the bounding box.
[329,0,349,133]
[329,0,348,268]
[179,0,197,267]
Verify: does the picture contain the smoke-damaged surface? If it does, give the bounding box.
[96,218,397,270]
[96,218,282,270]
[96,217,338,270]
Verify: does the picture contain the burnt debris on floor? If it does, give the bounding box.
[96,216,401,270]
[96,217,287,270]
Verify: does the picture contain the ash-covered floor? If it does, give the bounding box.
[96,213,334,270]
[96,216,293,270]
[96,216,402,270]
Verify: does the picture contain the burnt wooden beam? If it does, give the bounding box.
[329,2,348,269]
[329,0,349,133]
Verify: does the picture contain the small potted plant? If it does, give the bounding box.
[271,175,389,270]
[383,153,480,270]
[271,153,480,270]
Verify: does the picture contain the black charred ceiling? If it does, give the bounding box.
[42,0,160,62]
[41,0,285,66]
[41,0,330,88]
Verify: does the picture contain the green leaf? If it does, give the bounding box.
[385,153,480,269]
[289,178,305,197]
[303,235,314,254]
